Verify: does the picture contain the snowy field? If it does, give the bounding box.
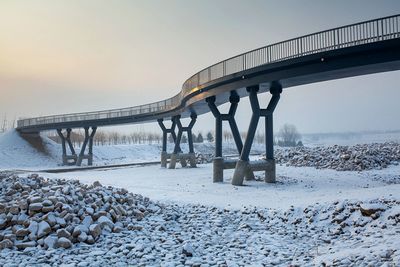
[0,130,399,265]
[39,163,400,210]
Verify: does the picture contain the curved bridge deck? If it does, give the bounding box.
[17,14,400,133]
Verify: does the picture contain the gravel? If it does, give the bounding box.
[0,172,399,266]
[274,142,400,171]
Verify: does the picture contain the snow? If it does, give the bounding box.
[36,162,400,210]
[0,130,263,170]
[1,129,400,265]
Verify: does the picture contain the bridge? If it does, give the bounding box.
[17,14,400,186]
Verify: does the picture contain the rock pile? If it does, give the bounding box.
[274,142,400,171]
[0,172,399,265]
[0,173,158,250]
[196,153,213,164]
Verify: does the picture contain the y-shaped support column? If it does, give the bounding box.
[206,92,255,182]
[169,114,197,169]
[76,126,97,166]
[157,118,181,167]
[57,128,77,165]
[232,83,282,186]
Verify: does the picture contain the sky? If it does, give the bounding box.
[1,0,400,135]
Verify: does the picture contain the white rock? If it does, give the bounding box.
[37,221,51,238]
[44,236,57,249]
[89,224,102,239]
[97,216,114,229]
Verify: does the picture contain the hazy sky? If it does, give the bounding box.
[1,0,400,134]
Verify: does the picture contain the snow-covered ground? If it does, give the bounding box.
[0,130,264,170]
[0,129,399,265]
[38,161,400,210]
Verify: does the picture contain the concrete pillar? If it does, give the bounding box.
[161,151,168,168]
[265,159,276,183]
[213,157,224,182]
[232,159,250,186]
[169,153,177,169]
[188,152,197,168]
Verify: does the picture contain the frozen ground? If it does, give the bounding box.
[0,130,263,170]
[37,162,400,210]
[0,130,399,265]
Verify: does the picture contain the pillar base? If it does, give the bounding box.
[169,153,177,169]
[232,159,249,186]
[188,152,197,168]
[213,157,224,183]
[265,159,276,183]
[161,151,168,168]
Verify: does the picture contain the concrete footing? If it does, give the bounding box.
[62,155,78,166]
[169,153,197,169]
[161,151,168,168]
[213,157,255,183]
[232,159,275,186]
[213,157,224,182]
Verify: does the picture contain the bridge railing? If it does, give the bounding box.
[17,14,400,129]
[182,14,400,94]
[17,93,182,128]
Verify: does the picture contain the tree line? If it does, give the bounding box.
[47,123,302,147]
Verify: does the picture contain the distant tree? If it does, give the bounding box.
[206,132,214,142]
[223,130,232,142]
[278,124,301,147]
[181,134,188,143]
[297,140,304,147]
[197,133,204,143]
[168,134,174,143]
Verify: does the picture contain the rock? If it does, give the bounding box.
[85,207,94,215]
[85,235,95,244]
[360,203,386,217]
[42,200,53,207]
[9,205,19,215]
[45,213,57,226]
[15,228,30,238]
[27,221,39,240]
[44,236,57,249]
[112,226,123,233]
[97,216,114,229]
[55,216,66,227]
[15,241,37,250]
[72,225,89,237]
[37,221,51,238]
[0,218,7,229]
[57,229,71,240]
[57,237,72,249]
[93,181,102,187]
[77,232,88,242]
[0,239,13,249]
[29,203,43,212]
[81,216,93,228]
[42,205,54,213]
[89,224,102,239]
[29,196,43,204]
[182,241,194,257]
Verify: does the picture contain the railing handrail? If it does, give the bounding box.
[185,14,400,82]
[17,14,400,129]
[182,14,400,88]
